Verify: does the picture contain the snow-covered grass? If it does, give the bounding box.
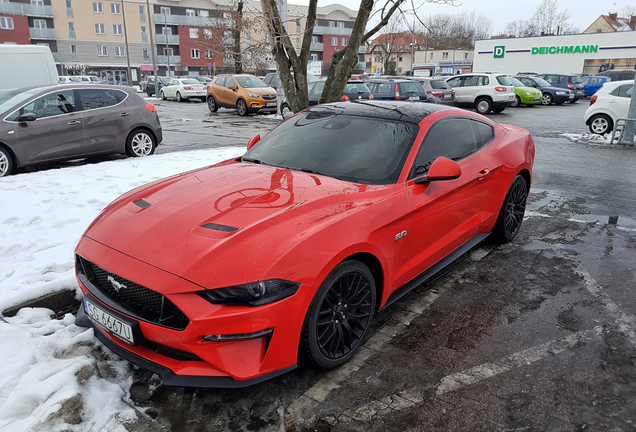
[0,147,244,431]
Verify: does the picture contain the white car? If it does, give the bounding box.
[160,78,207,102]
[446,73,516,114]
[584,80,633,134]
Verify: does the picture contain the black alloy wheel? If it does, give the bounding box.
[492,175,528,243]
[301,260,376,369]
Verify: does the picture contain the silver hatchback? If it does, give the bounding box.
[0,85,162,177]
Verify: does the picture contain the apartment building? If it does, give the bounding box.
[0,0,59,58]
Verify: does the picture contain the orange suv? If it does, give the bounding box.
[206,74,277,116]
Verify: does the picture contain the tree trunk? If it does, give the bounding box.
[233,0,243,74]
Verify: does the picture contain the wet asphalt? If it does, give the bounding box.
[28,97,636,431]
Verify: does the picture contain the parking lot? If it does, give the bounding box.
[6,96,636,431]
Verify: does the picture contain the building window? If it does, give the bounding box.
[199,10,209,17]
[162,27,172,35]
[311,35,318,44]
[31,0,44,6]
[142,47,148,55]
[0,17,14,29]
[191,48,200,59]
[265,34,269,43]
[139,5,144,14]
[110,3,120,14]
[140,25,146,34]
[338,22,344,28]
[329,21,335,27]
[160,7,170,15]
[112,24,122,35]
[163,47,173,56]
[33,19,46,29]
[331,36,337,46]
[342,37,347,46]
[70,44,77,53]
[97,45,108,56]
[442,52,448,59]
[246,32,251,46]
[296,20,300,32]
[205,49,212,59]
[115,46,125,56]
[65,0,72,7]
[464,52,468,59]
[95,23,105,34]
[92,2,103,13]
[398,56,402,62]
[203,28,212,38]
[296,36,300,49]
[186,9,195,17]
[189,28,198,38]
[68,22,74,31]
[430,52,433,60]
[311,53,318,61]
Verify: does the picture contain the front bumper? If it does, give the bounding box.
[246,99,278,113]
[74,236,312,387]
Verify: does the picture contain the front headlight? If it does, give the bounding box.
[197,279,301,307]
[525,91,532,96]
[247,92,260,98]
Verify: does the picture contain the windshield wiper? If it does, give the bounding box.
[300,167,324,175]
[241,157,263,164]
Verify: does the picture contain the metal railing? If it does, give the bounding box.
[156,34,179,44]
[310,42,323,51]
[157,55,181,64]
[154,13,227,27]
[312,26,352,36]
[0,3,54,16]
[29,27,57,39]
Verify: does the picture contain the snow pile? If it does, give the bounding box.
[561,132,612,144]
[0,147,244,431]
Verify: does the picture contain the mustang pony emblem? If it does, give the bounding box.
[107,275,126,292]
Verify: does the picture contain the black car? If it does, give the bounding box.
[535,73,584,102]
[514,75,574,105]
[0,85,162,177]
[365,79,428,102]
[307,80,373,105]
[146,76,171,96]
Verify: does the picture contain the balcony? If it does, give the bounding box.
[29,27,57,39]
[154,13,227,27]
[310,42,323,51]
[355,61,366,70]
[66,7,73,17]
[156,34,180,45]
[157,55,181,65]
[69,30,76,39]
[0,3,54,17]
[142,34,147,42]
[312,26,352,36]
[52,52,60,62]
[358,45,367,53]
[139,13,146,22]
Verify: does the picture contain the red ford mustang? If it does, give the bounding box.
[75,101,535,387]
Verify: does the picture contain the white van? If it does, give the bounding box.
[0,44,58,90]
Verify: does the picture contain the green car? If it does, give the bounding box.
[509,77,542,107]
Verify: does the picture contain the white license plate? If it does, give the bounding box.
[408,96,420,101]
[442,94,451,99]
[266,102,276,107]
[568,95,574,99]
[84,298,135,345]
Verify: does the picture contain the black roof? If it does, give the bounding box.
[305,100,456,124]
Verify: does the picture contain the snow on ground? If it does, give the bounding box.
[0,147,244,431]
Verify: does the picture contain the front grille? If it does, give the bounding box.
[261,94,276,101]
[76,255,189,330]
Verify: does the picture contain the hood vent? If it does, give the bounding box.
[201,223,238,233]
[133,199,152,208]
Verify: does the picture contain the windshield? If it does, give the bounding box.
[344,83,370,94]
[509,78,525,87]
[243,111,419,185]
[534,77,551,86]
[236,76,268,88]
[0,87,41,115]
[570,76,582,84]
[159,77,171,84]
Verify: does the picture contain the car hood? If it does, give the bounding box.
[245,87,277,95]
[515,86,541,94]
[83,161,388,288]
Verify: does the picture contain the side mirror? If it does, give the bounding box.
[414,156,461,184]
[246,134,260,150]
[17,113,37,123]
[228,85,235,91]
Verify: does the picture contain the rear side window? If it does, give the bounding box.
[214,77,226,86]
[569,76,581,84]
[398,82,425,94]
[79,88,126,109]
[609,84,633,98]
[496,76,512,86]
[370,83,392,93]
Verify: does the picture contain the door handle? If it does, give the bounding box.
[120,112,130,117]
[477,168,490,179]
[67,120,81,125]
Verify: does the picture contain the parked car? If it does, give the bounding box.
[146,76,171,96]
[350,74,370,80]
[513,75,574,105]
[407,77,456,105]
[365,79,428,103]
[0,85,162,177]
[307,80,374,105]
[59,76,87,84]
[598,69,636,82]
[446,73,515,114]
[73,100,534,387]
[535,73,584,103]
[190,75,213,84]
[508,77,542,107]
[207,74,277,116]
[160,78,207,102]
[581,76,609,96]
[262,72,320,90]
[584,80,633,134]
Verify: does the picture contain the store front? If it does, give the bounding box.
[474,32,636,76]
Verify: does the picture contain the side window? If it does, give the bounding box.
[610,84,633,98]
[79,88,125,109]
[463,76,479,87]
[7,90,77,121]
[214,77,224,86]
[446,77,462,87]
[411,118,477,177]
[471,120,494,149]
[399,82,425,94]
[310,82,325,96]
[376,83,392,93]
[479,76,489,86]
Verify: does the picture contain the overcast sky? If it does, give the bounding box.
[290,0,634,35]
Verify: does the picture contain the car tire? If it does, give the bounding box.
[300,260,376,369]
[511,96,521,107]
[588,114,613,135]
[492,175,528,243]
[492,106,506,113]
[475,97,492,114]
[160,90,166,100]
[176,92,183,102]
[0,146,14,177]
[571,98,579,104]
[146,88,152,97]
[207,95,218,112]
[236,99,248,116]
[541,93,553,105]
[126,129,156,158]
[281,103,292,117]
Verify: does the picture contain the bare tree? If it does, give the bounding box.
[416,11,492,48]
[621,5,636,18]
[371,14,407,75]
[195,0,271,74]
[503,0,578,37]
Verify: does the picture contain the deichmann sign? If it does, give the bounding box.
[531,45,599,55]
